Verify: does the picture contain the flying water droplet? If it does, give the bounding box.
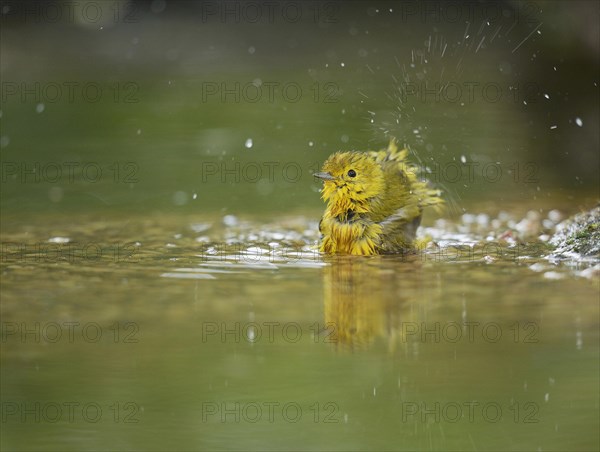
[173,191,188,206]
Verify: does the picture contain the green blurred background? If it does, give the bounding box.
[1,0,598,218]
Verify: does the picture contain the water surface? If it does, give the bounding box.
[1,206,598,451]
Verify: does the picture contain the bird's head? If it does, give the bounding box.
[314,152,385,215]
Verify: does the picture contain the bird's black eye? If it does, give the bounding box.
[347,169,356,178]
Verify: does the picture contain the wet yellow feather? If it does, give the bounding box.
[316,138,443,255]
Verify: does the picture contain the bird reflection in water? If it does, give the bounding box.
[321,255,429,351]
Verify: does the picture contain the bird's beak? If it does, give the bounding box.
[313,172,336,181]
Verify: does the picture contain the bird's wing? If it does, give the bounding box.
[379,205,419,228]
[378,204,422,251]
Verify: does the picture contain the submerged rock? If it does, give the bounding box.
[549,206,600,258]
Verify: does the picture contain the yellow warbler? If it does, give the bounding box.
[314,138,443,255]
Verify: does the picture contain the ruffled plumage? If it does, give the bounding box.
[316,139,443,255]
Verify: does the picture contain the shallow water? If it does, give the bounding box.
[1,207,598,451]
